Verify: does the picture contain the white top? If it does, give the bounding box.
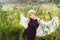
[20,14,59,36]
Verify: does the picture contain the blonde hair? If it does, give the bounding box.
[27,9,36,23]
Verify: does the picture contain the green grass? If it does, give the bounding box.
[0,4,60,40]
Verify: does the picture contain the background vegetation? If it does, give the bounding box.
[0,3,60,40]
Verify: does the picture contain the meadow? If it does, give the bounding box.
[0,3,60,40]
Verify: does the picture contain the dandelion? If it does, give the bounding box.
[8,16,13,21]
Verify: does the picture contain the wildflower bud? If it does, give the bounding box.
[48,11,52,19]
[8,16,13,21]
[46,26,50,30]
[45,31,48,34]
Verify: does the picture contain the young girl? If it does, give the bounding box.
[22,9,58,40]
[22,9,39,40]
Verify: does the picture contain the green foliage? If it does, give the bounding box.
[0,4,60,40]
[0,8,24,40]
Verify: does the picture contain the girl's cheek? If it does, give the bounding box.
[31,15,34,18]
[30,16,34,19]
[31,14,34,17]
[30,13,34,17]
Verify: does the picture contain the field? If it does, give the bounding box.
[0,3,60,40]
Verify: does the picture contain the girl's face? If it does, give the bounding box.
[29,12,36,19]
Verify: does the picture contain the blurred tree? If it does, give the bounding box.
[31,0,37,3]
[54,0,60,3]
[20,0,28,3]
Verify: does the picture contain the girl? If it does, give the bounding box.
[22,9,58,40]
[22,9,39,40]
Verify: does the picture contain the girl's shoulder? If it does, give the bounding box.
[36,17,41,21]
[36,17,41,24]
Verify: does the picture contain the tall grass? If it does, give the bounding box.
[0,4,60,40]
